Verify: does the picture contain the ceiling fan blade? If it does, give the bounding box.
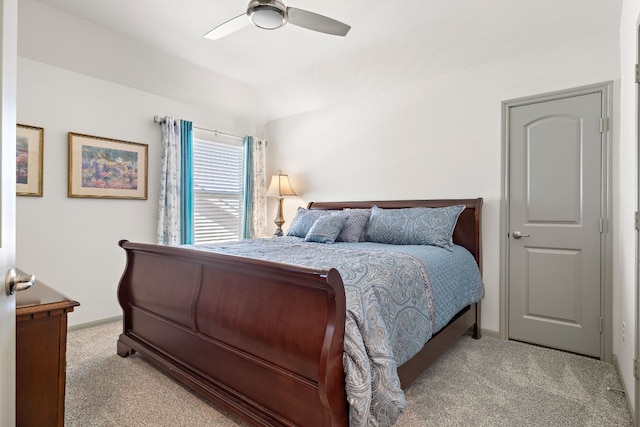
[287,7,350,36]
[203,13,250,40]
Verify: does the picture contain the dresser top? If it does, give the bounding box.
[16,275,79,315]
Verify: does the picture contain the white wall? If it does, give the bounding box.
[266,31,621,336]
[18,0,268,124]
[16,57,260,326]
[617,0,640,416]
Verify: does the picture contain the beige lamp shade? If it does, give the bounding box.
[266,172,297,197]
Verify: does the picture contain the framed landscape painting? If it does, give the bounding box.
[68,132,148,199]
[16,124,44,197]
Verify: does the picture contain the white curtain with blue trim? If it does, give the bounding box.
[156,117,181,245]
[157,117,264,242]
[250,139,268,237]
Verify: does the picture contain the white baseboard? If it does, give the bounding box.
[480,328,500,338]
[612,354,635,425]
[68,315,122,332]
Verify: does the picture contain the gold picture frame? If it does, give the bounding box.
[68,132,148,200]
[16,124,44,197]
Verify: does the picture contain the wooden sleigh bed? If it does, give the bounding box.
[116,198,483,427]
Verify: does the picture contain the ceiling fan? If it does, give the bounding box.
[204,0,351,40]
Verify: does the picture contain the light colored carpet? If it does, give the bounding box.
[65,321,632,426]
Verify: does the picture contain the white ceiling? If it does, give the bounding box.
[26,0,623,121]
[34,0,380,87]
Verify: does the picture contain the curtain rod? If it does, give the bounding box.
[194,126,245,141]
[153,115,244,141]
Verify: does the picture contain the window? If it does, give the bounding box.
[192,130,246,244]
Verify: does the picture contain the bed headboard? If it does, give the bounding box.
[307,198,483,272]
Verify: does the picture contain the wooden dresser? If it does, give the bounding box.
[16,278,79,427]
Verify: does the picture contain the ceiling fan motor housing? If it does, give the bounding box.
[247,0,288,30]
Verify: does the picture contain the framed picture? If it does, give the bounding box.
[68,132,148,200]
[16,124,44,197]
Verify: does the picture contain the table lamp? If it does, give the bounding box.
[266,170,297,236]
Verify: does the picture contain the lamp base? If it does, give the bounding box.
[273,197,286,237]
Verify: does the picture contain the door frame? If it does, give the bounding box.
[627,21,640,427]
[0,0,18,425]
[500,82,613,362]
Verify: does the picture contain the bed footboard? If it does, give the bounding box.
[116,240,349,427]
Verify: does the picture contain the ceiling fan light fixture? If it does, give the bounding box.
[204,0,351,41]
[248,1,287,30]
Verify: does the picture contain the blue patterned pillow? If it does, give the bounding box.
[364,205,465,249]
[334,208,371,243]
[305,214,348,243]
[285,208,329,237]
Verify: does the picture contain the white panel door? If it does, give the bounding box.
[508,92,602,358]
[0,0,18,425]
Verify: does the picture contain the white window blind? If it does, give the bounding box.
[192,131,245,244]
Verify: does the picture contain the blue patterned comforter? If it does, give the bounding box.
[191,237,484,426]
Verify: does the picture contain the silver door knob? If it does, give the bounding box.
[5,268,35,296]
[512,231,530,239]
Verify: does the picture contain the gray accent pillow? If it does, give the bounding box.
[334,208,371,243]
[305,214,348,244]
[285,208,329,237]
[364,205,465,249]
